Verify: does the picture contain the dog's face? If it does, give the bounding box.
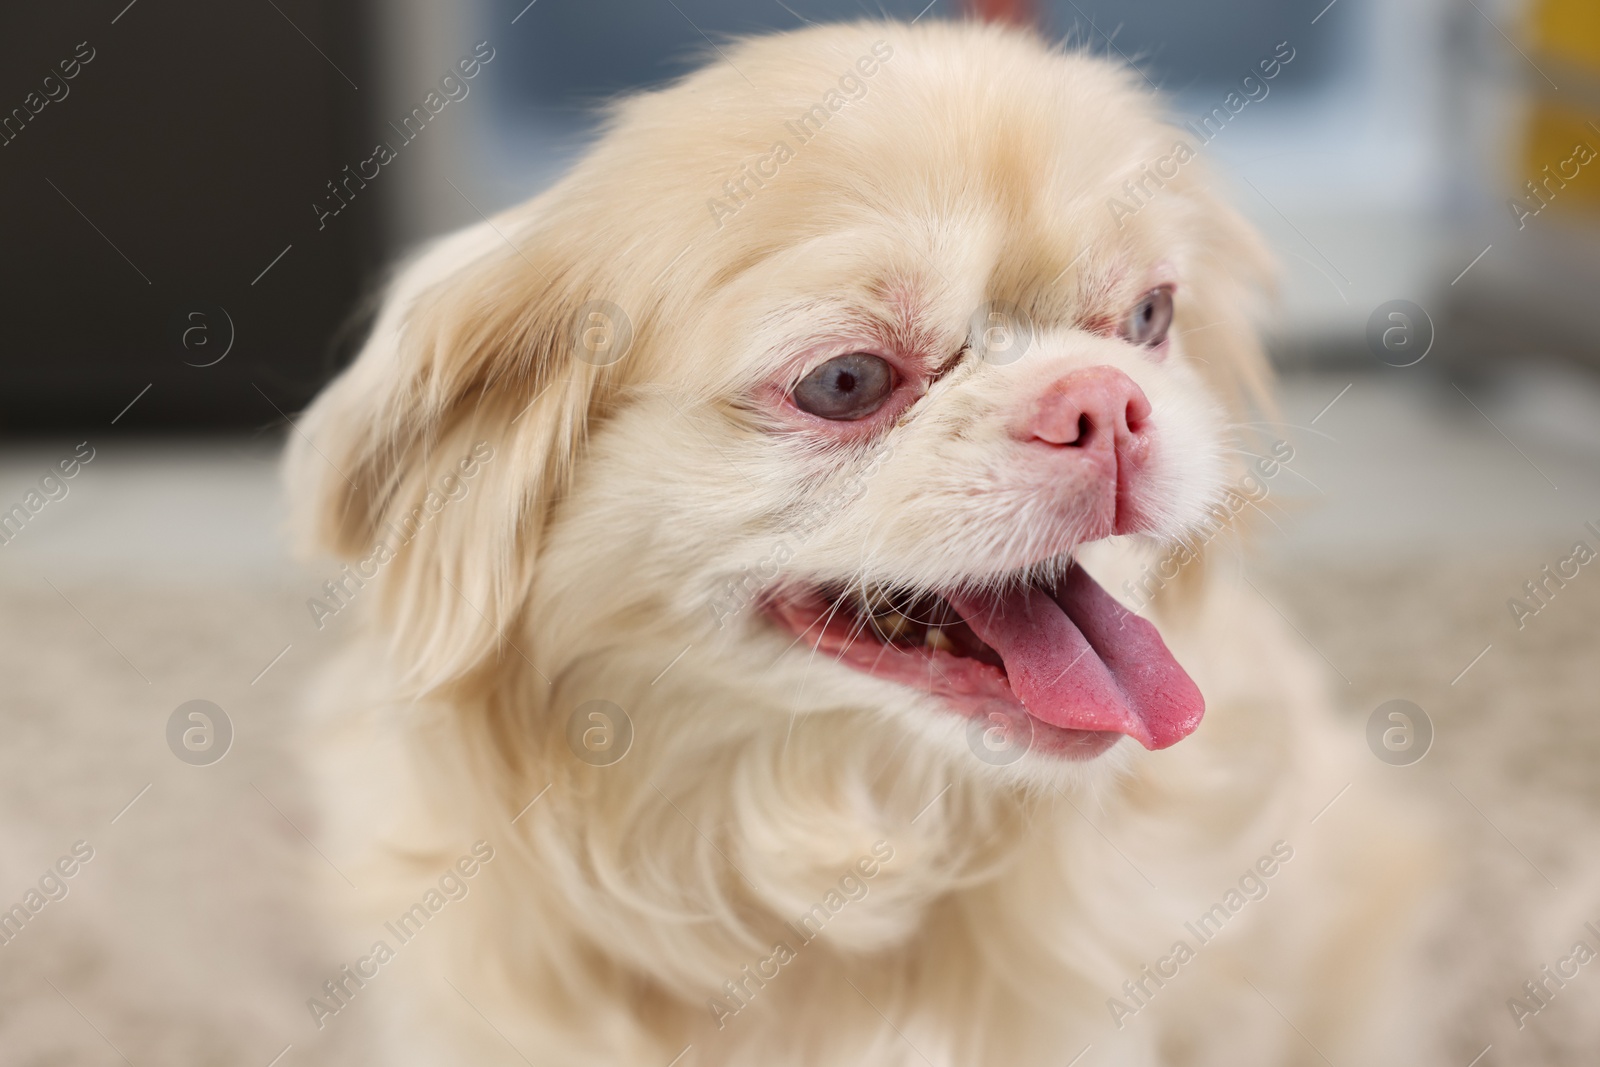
[290,22,1269,785]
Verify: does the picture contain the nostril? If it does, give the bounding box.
[1018,367,1153,450]
[1124,401,1146,436]
[1066,411,1094,448]
[1125,390,1153,435]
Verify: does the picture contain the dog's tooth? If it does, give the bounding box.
[870,610,913,643]
[924,628,955,654]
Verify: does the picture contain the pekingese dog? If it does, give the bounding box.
[287,20,1432,1067]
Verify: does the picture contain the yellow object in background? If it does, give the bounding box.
[1521,0,1600,220]
[1521,102,1600,216]
[1531,0,1600,72]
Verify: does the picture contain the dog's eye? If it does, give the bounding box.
[1120,287,1174,347]
[792,353,895,420]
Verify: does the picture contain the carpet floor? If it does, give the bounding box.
[2,554,1598,1064]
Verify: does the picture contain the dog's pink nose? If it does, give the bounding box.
[1017,366,1153,457]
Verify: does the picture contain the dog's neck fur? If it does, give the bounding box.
[312,565,1318,1065]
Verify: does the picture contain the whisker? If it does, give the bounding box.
[1230,419,1337,444]
[1240,497,1288,538]
[1230,448,1324,494]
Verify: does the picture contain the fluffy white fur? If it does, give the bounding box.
[287,21,1432,1066]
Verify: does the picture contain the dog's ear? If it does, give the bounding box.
[1176,186,1276,424]
[285,214,629,691]
[1153,179,1277,613]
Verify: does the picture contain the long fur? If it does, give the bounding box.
[286,21,1432,1066]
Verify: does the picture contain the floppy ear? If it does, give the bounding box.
[1175,185,1276,426]
[1152,178,1278,611]
[285,211,628,692]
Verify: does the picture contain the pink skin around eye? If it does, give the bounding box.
[766,340,924,439]
[1139,294,1174,363]
[1113,263,1179,362]
[1079,262,1180,357]
[767,264,1182,433]
[1146,261,1178,336]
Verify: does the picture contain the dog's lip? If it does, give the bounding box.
[765,564,1204,758]
[765,584,1124,761]
[766,585,1013,701]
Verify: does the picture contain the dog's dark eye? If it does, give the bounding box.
[1120,287,1174,347]
[792,353,895,420]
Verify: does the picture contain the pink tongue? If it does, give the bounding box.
[947,567,1203,749]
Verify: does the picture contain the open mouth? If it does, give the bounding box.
[766,563,1204,761]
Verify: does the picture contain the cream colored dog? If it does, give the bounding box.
[287,20,1430,1066]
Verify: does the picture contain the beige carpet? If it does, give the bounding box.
[3,555,1599,1065]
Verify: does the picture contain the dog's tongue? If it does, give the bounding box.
[947,567,1203,749]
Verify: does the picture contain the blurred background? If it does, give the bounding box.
[1,0,1598,1063]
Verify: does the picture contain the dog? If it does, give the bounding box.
[286,20,1433,1066]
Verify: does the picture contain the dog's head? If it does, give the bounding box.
[288,21,1270,784]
